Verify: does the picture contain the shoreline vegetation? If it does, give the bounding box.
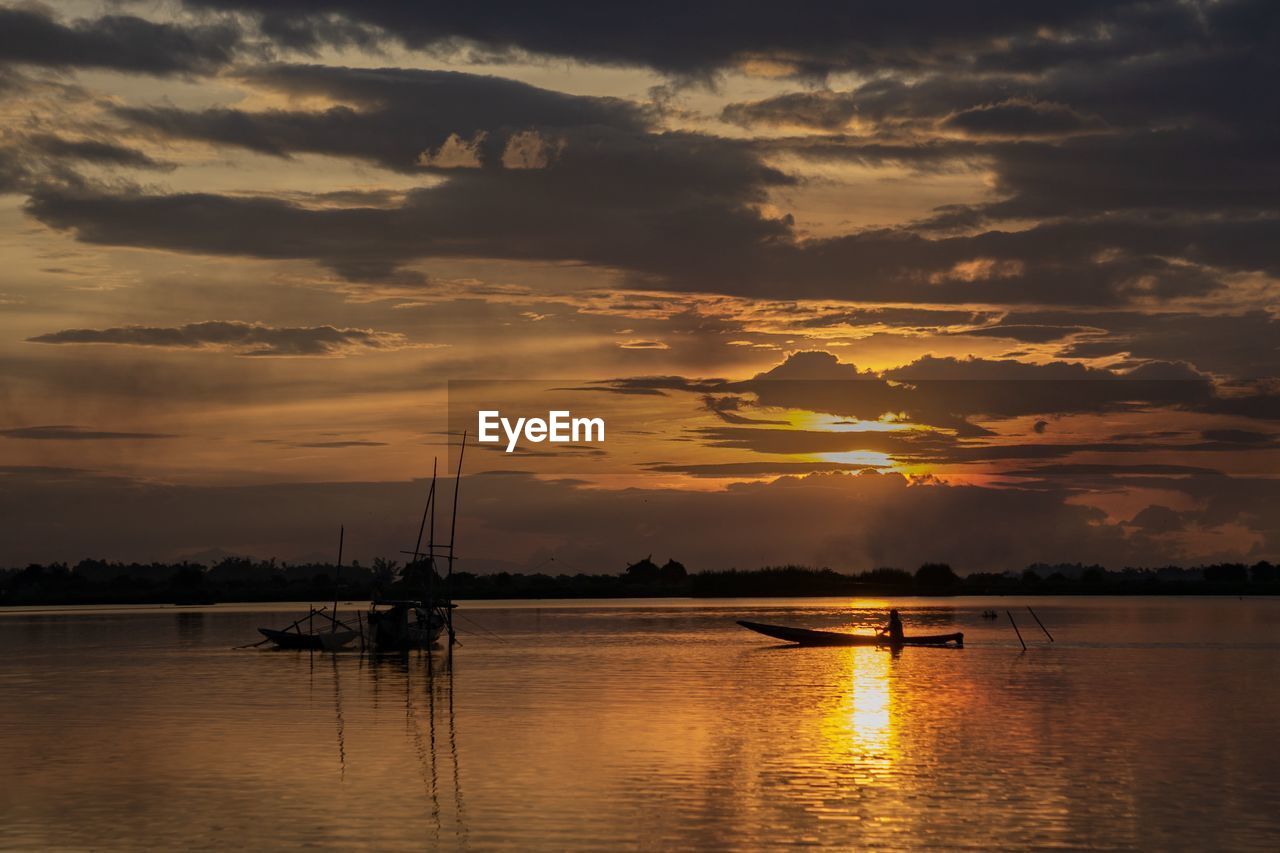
[2,557,1278,606]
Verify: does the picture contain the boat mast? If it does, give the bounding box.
[445,431,467,646]
[412,466,435,567]
[427,456,437,611]
[332,525,343,633]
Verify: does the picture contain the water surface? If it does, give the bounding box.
[2,597,1278,850]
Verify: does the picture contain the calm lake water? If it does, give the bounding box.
[2,597,1279,850]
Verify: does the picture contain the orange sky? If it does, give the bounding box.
[0,1,1277,569]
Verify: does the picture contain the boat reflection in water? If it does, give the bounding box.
[364,651,466,845]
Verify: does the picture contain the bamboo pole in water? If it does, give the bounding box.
[1027,606,1054,642]
[1006,610,1027,651]
[282,607,326,635]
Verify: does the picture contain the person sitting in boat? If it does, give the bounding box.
[877,609,904,643]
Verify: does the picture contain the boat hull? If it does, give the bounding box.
[738,620,963,647]
[258,627,357,651]
[366,602,445,650]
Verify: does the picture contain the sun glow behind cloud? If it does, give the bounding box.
[815,450,896,469]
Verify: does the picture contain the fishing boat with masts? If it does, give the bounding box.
[367,432,466,652]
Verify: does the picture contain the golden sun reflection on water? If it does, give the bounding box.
[821,647,897,785]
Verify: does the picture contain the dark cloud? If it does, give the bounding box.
[1128,505,1187,534]
[1200,429,1275,445]
[701,394,788,426]
[709,2,1278,318]
[0,425,178,440]
[23,49,1275,314]
[28,321,410,357]
[646,461,879,478]
[0,147,27,195]
[722,91,861,131]
[0,134,171,196]
[0,135,172,182]
[292,440,389,448]
[745,352,1211,427]
[942,100,1103,137]
[0,7,242,75]
[31,71,792,283]
[116,64,650,173]
[793,307,993,330]
[1002,463,1228,479]
[182,0,1142,76]
[969,132,1280,223]
[21,135,170,170]
[1053,310,1280,379]
[601,351,1222,441]
[956,324,1095,344]
[1200,391,1280,422]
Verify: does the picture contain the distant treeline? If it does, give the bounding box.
[2,555,1279,606]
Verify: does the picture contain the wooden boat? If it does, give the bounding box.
[366,599,445,650]
[258,625,357,651]
[738,620,963,647]
[256,527,363,651]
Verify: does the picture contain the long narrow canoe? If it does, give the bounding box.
[738,620,963,647]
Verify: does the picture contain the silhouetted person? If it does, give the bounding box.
[878,609,904,643]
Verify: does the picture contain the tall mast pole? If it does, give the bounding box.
[413,472,435,566]
[427,457,437,609]
[446,431,467,646]
[332,525,343,633]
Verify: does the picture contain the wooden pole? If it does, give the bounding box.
[332,525,343,632]
[446,431,467,646]
[427,457,437,611]
[414,469,435,564]
[283,607,325,635]
[1006,610,1027,651]
[1027,606,1054,642]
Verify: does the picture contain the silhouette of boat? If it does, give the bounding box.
[368,430,468,652]
[258,621,357,651]
[738,620,963,647]
[257,527,360,651]
[366,599,446,650]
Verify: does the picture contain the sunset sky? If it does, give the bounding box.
[1,0,1277,571]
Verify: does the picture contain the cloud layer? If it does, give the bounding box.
[0,0,1276,568]
[28,321,411,357]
